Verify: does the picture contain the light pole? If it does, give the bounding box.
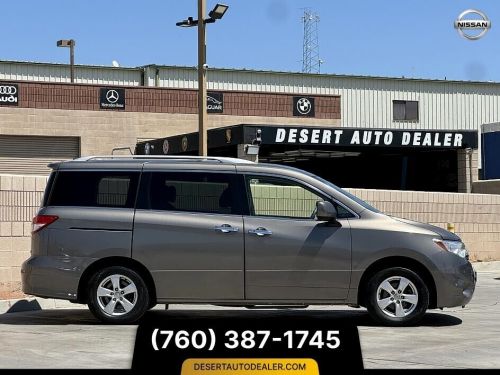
[176,3,229,156]
[57,39,76,83]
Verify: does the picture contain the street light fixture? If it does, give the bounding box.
[57,39,76,83]
[208,4,229,20]
[176,2,229,156]
[176,16,198,27]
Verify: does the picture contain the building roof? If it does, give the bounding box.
[1,59,499,86]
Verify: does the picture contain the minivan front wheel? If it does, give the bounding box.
[366,267,429,326]
[87,266,149,324]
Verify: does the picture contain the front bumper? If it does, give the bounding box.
[21,255,92,301]
[434,259,476,308]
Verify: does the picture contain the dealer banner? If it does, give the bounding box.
[132,312,363,373]
[262,127,478,149]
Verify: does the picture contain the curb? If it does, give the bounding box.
[472,260,500,272]
[0,297,85,314]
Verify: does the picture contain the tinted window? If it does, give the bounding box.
[393,100,419,121]
[42,171,56,207]
[137,172,247,215]
[48,171,139,208]
[246,175,354,219]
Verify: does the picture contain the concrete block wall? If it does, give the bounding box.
[0,174,46,295]
[346,188,500,261]
[457,149,479,193]
[0,107,341,164]
[0,173,499,295]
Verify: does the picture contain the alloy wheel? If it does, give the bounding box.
[96,274,138,316]
[376,276,419,318]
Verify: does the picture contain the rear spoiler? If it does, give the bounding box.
[47,162,61,170]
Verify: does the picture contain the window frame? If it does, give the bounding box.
[244,174,354,220]
[393,100,419,121]
[136,171,249,216]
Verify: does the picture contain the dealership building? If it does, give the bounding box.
[0,59,500,294]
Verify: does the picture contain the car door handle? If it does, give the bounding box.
[248,227,273,236]
[214,224,239,233]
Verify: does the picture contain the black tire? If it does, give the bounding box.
[366,267,429,326]
[87,266,150,324]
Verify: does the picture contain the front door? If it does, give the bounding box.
[132,168,246,300]
[243,175,352,301]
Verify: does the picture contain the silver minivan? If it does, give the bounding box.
[22,156,476,325]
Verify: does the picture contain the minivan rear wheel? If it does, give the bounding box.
[87,266,149,324]
[366,267,429,326]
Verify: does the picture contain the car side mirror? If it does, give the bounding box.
[316,201,338,221]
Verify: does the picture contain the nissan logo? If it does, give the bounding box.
[0,86,17,95]
[454,9,491,40]
[106,89,119,104]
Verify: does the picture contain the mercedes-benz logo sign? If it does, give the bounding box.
[106,89,119,104]
[0,86,17,95]
[296,97,312,115]
[454,9,491,40]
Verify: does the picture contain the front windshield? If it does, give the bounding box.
[302,170,381,213]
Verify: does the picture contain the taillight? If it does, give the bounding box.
[32,215,59,234]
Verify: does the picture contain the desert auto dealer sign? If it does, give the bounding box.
[270,127,477,148]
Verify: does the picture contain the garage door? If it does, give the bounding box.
[0,135,80,175]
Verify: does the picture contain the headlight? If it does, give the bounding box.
[433,239,469,259]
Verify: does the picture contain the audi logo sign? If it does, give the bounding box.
[0,84,19,106]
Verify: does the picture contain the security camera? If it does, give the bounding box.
[202,63,209,70]
[253,129,262,145]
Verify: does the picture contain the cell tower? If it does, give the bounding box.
[302,9,322,73]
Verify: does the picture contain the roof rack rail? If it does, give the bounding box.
[72,155,254,164]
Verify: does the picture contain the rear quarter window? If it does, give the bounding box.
[48,171,140,208]
[41,171,56,207]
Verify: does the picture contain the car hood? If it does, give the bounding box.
[390,216,461,241]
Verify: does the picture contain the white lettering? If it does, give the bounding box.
[288,129,298,143]
[384,131,393,145]
[374,131,383,145]
[434,133,442,146]
[275,128,286,143]
[311,129,320,144]
[422,133,432,146]
[322,130,332,144]
[350,131,360,144]
[402,132,411,146]
[413,132,422,146]
[454,134,463,147]
[362,131,372,145]
[443,133,452,147]
[334,130,343,144]
[299,129,309,143]
[0,96,17,103]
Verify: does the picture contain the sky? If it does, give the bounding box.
[2,0,500,81]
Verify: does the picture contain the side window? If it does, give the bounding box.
[42,171,56,207]
[48,171,139,208]
[97,177,131,207]
[246,175,354,219]
[246,176,324,219]
[138,172,247,215]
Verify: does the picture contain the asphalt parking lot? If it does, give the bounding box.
[0,270,499,369]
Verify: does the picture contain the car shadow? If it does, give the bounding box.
[0,307,462,327]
